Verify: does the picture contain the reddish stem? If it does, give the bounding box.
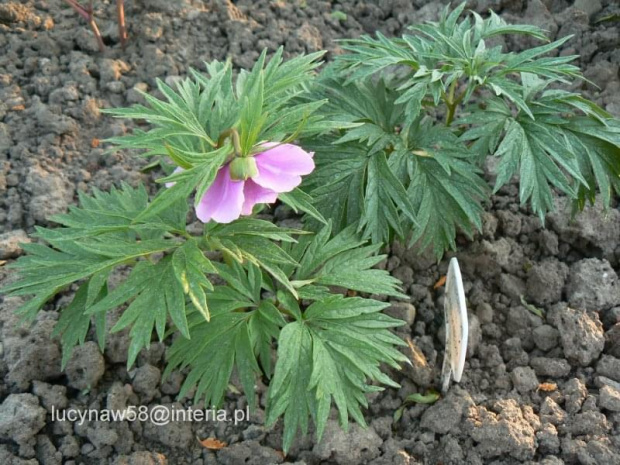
[64,0,105,52]
[117,0,127,49]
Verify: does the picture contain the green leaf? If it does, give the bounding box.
[249,301,286,378]
[82,257,189,368]
[303,137,418,247]
[266,295,408,453]
[493,116,588,221]
[166,309,261,410]
[206,221,300,298]
[52,281,106,369]
[172,239,215,324]
[1,184,183,322]
[141,145,229,219]
[208,218,304,242]
[238,68,266,155]
[402,391,440,404]
[564,118,620,210]
[289,223,405,298]
[278,188,327,225]
[105,50,326,169]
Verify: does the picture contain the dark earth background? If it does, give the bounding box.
[1,0,620,464]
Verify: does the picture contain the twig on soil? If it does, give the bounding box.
[63,0,129,51]
[117,0,128,49]
[64,0,105,52]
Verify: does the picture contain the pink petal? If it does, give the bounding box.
[165,166,184,188]
[252,143,315,193]
[241,179,278,215]
[195,165,245,223]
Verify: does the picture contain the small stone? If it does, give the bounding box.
[594,375,620,391]
[32,381,67,412]
[481,212,498,239]
[106,382,131,411]
[526,259,569,306]
[113,451,167,465]
[511,367,539,393]
[3,308,62,390]
[498,274,526,301]
[497,210,522,236]
[538,230,559,256]
[532,325,560,352]
[505,305,542,341]
[568,411,609,436]
[599,385,620,412]
[476,302,494,324]
[563,378,588,414]
[216,440,282,465]
[98,58,129,83]
[127,82,148,104]
[25,165,72,223]
[420,390,474,434]
[59,436,80,459]
[65,341,105,390]
[468,399,536,460]
[0,122,11,153]
[295,23,323,52]
[36,435,61,465]
[540,397,566,426]
[142,404,193,448]
[160,371,183,396]
[86,423,118,449]
[393,265,414,288]
[547,304,605,366]
[603,305,620,327]
[137,342,165,366]
[578,439,620,465]
[537,423,560,455]
[242,424,266,441]
[502,337,528,367]
[393,240,436,271]
[49,84,79,104]
[384,301,416,326]
[141,13,165,41]
[549,198,620,265]
[312,420,382,465]
[0,229,30,259]
[0,394,46,446]
[480,238,524,275]
[31,97,77,135]
[105,81,125,94]
[597,355,620,382]
[604,323,620,358]
[573,0,602,18]
[566,259,620,312]
[530,357,571,378]
[132,364,161,402]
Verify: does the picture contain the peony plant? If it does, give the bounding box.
[3,3,620,453]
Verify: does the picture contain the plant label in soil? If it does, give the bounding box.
[441,257,468,393]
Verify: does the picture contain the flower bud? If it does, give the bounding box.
[229,156,259,181]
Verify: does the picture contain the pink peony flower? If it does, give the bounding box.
[168,143,314,224]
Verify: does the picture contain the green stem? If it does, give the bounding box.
[444,80,458,126]
[217,128,242,156]
[445,104,456,126]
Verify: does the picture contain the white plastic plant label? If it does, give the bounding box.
[440,257,469,393]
